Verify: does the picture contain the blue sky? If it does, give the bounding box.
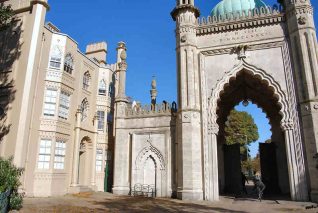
[46,0,318,157]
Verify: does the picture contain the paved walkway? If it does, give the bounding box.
[19,192,318,213]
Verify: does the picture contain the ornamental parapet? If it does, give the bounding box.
[196,5,284,35]
[125,102,177,118]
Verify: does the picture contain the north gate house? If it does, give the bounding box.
[0,0,318,203]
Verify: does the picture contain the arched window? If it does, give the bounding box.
[98,80,107,95]
[83,71,91,90]
[80,98,89,121]
[49,45,62,69]
[64,53,74,74]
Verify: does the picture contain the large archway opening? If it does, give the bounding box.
[215,69,290,199]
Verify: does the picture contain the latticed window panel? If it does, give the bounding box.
[49,56,61,69]
[58,91,70,120]
[96,149,103,172]
[97,111,105,131]
[43,89,57,116]
[54,141,66,170]
[38,139,52,169]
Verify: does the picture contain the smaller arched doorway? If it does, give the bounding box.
[78,136,93,186]
[133,143,166,197]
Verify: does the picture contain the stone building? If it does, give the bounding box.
[0,0,318,203]
[0,0,118,196]
[113,0,318,203]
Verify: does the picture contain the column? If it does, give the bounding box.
[208,124,219,201]
[282,123,308,201]
[91,114,98,188]
[71,108,82,186]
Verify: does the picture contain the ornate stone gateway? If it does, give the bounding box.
[171,0,318,202]
[113,0,318,203]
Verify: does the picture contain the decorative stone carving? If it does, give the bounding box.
[180,35,187,43]
[236,45,249,59]
[196,6,284,35]
[298,16,307,25]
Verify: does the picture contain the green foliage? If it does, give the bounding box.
[224,110,259,146]
[0,3,14,28]
[265,139,272,144]
[0,157,24,210]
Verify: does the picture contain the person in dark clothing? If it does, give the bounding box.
[241,172,249,194]
[253,173,266,201]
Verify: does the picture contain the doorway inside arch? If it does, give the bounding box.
[78,136,93,186]
[216,70,291,199]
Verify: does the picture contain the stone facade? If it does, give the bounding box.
[0,0,317,203]
[113,0,318,203]
[0,0,117,196]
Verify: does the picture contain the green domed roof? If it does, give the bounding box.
[211,0,267,17]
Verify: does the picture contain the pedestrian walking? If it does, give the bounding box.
[253,172,266,201]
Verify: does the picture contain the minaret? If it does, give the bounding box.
[150,76,157,107]
[112,42,130,195]
[285,0,318,202]
[171,0,203,201]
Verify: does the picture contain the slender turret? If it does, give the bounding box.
[171,0,204,201]
[150,76,157,107]
[285,0,318,202]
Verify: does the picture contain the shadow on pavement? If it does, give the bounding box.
[91,196,248,213]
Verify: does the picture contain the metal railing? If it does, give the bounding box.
[131,184,156,198]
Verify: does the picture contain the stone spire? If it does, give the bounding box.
[150,76,157,106]
[171,0,204,201]
[115,42,128,101]
[285,0,318,202]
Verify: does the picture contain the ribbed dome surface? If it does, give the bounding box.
[211,0,267,17]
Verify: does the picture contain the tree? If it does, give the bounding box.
[224,109,259,146]
[0,157,24,210]
[0,3,14,29]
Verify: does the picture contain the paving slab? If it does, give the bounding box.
[17,192,318,213]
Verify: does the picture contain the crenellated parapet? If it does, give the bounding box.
[125,102,177,118]
[197,5,284,35]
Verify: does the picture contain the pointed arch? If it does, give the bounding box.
[208,59,291,129]
[135,143,165,170]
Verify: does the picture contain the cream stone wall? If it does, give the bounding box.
[0,0,116,197]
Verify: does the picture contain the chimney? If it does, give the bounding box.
[86,42,107,65]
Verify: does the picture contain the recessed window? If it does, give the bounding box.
[43,89,57,116]
[58,91,71,120]
[96,149,103,172]
[49,45,62,69]
[98,80,107,95]
[97,111,105,131]
[80,98,89,121]
[64,53,74,74]
[38,139,52,169]
[54,141,66,170]
[83,71,91,90]
[50,57,61,69]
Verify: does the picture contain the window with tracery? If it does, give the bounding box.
[80,98,89,121]
[64,53,74,74]
[83,71,91,90]
[49,45,62,69]
[98,80,107,95]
